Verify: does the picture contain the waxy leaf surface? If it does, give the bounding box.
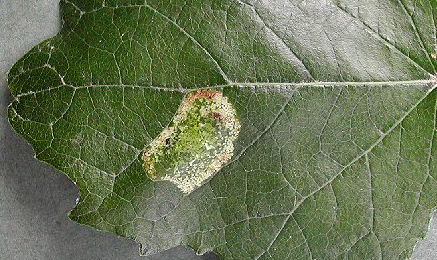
[7,0,437,259]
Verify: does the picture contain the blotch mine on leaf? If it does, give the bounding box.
[142,89,240,194]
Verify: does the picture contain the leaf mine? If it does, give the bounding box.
[142,89,241,194]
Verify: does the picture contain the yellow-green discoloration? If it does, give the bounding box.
[142,90,240,194]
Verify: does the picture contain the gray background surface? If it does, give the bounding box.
[0,1,436,259]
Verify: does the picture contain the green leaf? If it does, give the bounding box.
[7,0,437,259]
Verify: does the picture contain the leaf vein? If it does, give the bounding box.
[335,3,433,74]
[142,2,231,84]
[395,0,437,72]
[291,83,437,217]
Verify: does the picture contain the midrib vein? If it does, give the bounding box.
[13,78,436,98]
[213,78,437,88]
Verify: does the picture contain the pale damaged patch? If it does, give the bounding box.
[142,90,241,194]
